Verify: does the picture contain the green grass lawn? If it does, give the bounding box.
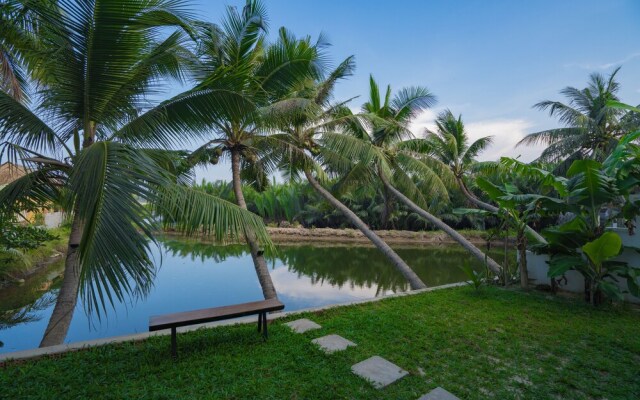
[1,286,639,399]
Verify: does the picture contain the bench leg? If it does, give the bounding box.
[262,313,268,341]
[171,327,177,359]
[258,312,263,332]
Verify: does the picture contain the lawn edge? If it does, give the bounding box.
[0,281,469,363]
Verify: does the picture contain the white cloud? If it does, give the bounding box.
[409,109,546,162]
[465,119,545,162]
[565,51,640,70]
[408,108,439,136]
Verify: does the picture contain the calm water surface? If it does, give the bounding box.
[0,238,514,353]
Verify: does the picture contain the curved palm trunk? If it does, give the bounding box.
[40,211,83,347]
[457,177,498,213]
[304,169,427,290]
[457,178,547,245]
[231,149,278,300]
[381,173,503,275]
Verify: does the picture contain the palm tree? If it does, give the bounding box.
[517,67,626,168]
[0,0,43,102]
[426,110,547,244]
[264,58,427,290]
[188,0,327,299]
[341,76,504,275]
[0,0,271,347]
[425,110,495,210]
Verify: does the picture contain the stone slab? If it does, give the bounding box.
[311,334,356,354]
[284,318,321,333]
[351,356,408,389]
[417,387,461,400]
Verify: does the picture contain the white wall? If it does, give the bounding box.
[526,225,640,304]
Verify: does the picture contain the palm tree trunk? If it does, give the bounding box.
[381,172,503,275]
[304,169,427,290]
[380,186,393,229]
[457,177,498,212]
[40,136,96,347]
[517,229,529,289]
[457,177,547,245]
[39,211,83,347]
[231,149,278,300]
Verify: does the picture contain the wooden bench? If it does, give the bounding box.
[149,298,285,358]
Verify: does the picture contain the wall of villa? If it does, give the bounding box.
[527,225,640,304]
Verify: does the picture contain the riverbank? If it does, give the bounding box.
[266,227,502,246]
[0,227,68,286]
[1,286,638,399]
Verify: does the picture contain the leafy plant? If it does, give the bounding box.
[459,261,484,290]
[0,211,57,274]
[501,130,640,304]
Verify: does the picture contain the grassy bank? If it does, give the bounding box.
[1,286,638,399]
[0,227,69,281]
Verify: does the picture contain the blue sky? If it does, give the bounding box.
[194,0,640,180]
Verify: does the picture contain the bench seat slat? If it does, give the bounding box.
[149,298,284,331]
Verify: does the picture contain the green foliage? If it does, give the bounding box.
[581,232,622,267]
[0,211,58,274]
[192,178,487,231]
[504,132,640,303]
[459,261,484,290]
[0,223,57,252]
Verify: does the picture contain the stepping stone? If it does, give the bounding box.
[284,318,321,333]
[311,334,356,354]
[417,387,460,400]
[351,356,408,389]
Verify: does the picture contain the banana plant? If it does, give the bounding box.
[499,131,640,304]
[455,176,553,289]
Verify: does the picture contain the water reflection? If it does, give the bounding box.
[162,238,514,295]
[0,238,515,353]
[0,260,63,334]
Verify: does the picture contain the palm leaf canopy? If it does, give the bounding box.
[0,0,271,316]
[425,109,494,178]
[517,67,632,165]
[192,1,328,152]
[306,75,452,210]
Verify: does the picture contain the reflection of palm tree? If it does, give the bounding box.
[161,239,248,263]
[1,293,57,330]
[276,245,410,293]
[159,239,515,296]
[0,262,62,331]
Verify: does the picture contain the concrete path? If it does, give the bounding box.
[351,356,408,389]
[284,318,322,333]
[417,387,461,399]
[311,334,356,354]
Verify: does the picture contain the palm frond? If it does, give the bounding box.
[315,55,355,106]
[0,90,66,159]
[392,86,437,122]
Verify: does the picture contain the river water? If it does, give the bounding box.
[0,237,514,354]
